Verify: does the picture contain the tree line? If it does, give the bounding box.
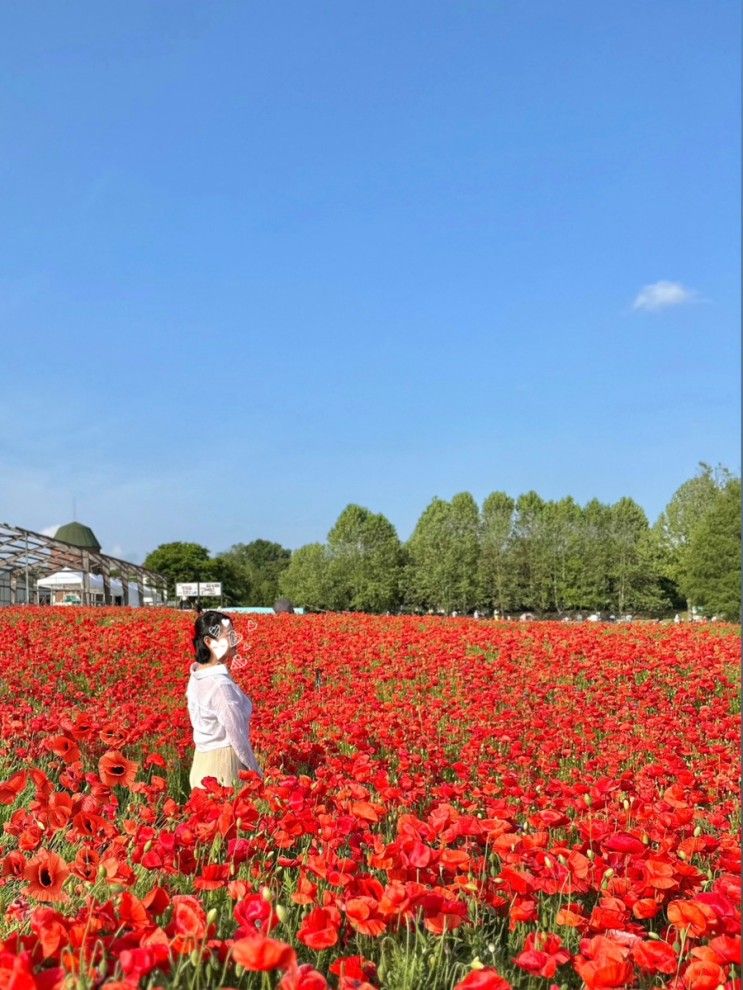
[144,462,741,620]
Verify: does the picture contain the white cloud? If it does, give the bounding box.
[41,524,62,537]
[632,280,697,312]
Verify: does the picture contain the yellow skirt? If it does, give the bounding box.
[189,745,245,790]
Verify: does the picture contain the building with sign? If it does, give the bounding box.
[176,581,223,605]
[0,520,167,606]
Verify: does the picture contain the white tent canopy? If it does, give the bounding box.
[37,569,164,605]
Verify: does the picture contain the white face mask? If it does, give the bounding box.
[211,637,230,660]
[206,617,241,661]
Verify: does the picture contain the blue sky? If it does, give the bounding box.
[1,2,739,562]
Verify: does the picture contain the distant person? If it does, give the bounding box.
[273,597,295,614]
[186,610,263,790]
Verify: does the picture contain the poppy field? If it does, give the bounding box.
[0,608,739,990]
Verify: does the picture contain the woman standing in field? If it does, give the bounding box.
[186,610,263,790]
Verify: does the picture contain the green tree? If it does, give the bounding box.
[217,540,291,606]
[510,492,552,612]
[684,478,741,619]
[654,462,734,613]
[607,497,655,614]
[279,543,333,611]
[543,496,584,614]
[574,499,613,612]
[631,528,682,615]
[406,493,480,613]
[143,542,211,598]
[326,505,403,613]
[206,554,245,606]
[478,491,515,614]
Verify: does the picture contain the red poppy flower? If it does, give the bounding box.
[119,944,169,981]
[231,933,296,971]
[0,771,28,805]
[142,885,170,916]
[454,969,512,990]
[170,895,207,939]
[344,897,386,937]
[99,722,128,748]
[516,931,571,978]
[98,750,138,788]
[706,935,741,966]
[70,846,99,882]
[632,939,678,974]
[683,960,728,990]
[329,955,377,982]
[2,850,26,877]
[43,735,81,765]
[23,849,70,902]
[297,906,341,950]
[278,963,329,990]
[668,899,717,938]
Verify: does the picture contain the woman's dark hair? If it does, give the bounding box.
[192,609,231,664]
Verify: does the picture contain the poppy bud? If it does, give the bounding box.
[206,908,218,925]
[261,886,273,901]
[97,865,108,879]
[190,950,201,967]
[642,834,650,844]
[622,799,630,810]
[583,794,592,806]
[648,932,661,940]
[558,854,567,865]
[143,840,153,853]
[235,964,245,978]
[603,868,614,878]
[586,849,594,860]
[275,904,288,923]
[678,850,687,860]
[470,957,484,970]
[693,825,702,837]
[544,856,553,869]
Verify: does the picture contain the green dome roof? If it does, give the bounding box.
[54,522,101,552]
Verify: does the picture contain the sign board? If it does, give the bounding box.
[198,582,222,597]
[176,582,199,598]
[176,582,222,598]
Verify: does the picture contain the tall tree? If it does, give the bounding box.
[216,540,291,606]
[406,497,451,611]
[478,491,515,614]
[143,542,211,598]
[543,496,584,614]
[654,462,735,613]
[447,493,481,612]
[607,497,653,614]
[684,478,741,619]
[406,493,480,612]
[326,504,403,613]
[279,543,333,611]
[575,499,613,611]
[511,492,552,612]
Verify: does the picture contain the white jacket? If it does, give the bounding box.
[186,662,262,776]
